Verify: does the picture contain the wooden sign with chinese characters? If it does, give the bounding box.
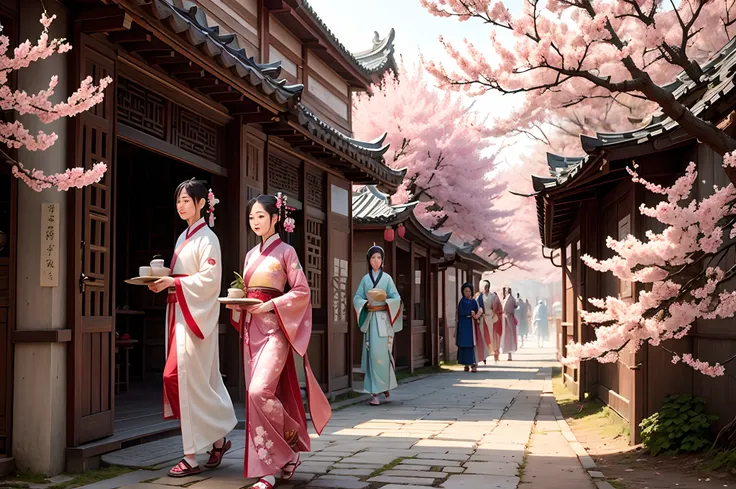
[40,203,60,287]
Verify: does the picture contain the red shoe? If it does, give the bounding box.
[204,438,231,469]
[251,477,275,489]
[281,453,301,480]
[168,459,202,478]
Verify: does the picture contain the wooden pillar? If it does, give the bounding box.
[409,240,415,372]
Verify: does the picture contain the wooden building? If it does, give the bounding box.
[0,0,403,475]
[351,186,497,370]
[527,37,736,443]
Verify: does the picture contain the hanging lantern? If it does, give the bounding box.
[397,224,406,239]
[384,226,395,242]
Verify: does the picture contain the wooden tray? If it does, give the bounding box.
[217,297,263,306]
[124,276,163,286]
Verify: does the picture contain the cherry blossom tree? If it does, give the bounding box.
[353,63,535,264]
[555,152,736,378]
[1,12,111,191]
[420,0,736,180]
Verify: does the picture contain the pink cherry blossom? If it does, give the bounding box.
[0,13,111,191]
[561,152,736,377]
[353,63,534,266]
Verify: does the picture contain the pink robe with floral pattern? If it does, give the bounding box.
[231,234,331,478]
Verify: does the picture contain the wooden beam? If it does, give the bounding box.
[108,31,151,43]
[210,92,245,103]
[169,64,206,77]
[77,12,133,34]
[120,40,171,53]
[241,112,280,124]
[148,53,186,65]
[224,100,261,115]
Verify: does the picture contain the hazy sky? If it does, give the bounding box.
[306,0,532,170]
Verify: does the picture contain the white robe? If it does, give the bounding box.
[164,218,237,454]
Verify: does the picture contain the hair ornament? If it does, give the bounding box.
[276,192,296,233]
[207,188,219,227]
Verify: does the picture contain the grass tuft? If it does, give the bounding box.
[369,457,413,477]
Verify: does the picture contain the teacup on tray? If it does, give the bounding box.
[152,267,171,277]
[139,266,152,277]
[227,288,245,299]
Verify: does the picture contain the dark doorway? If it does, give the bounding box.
[113,140,238,437]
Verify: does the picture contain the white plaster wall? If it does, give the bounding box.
[12,0,70,476]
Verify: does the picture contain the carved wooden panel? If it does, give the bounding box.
[267,153,299,198]
[173,106,218,162]
[307,170,324,209]
[306,219,323,308]
[117,77,221,164]
[117,77,166,139]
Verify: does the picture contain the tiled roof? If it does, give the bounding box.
[353,29,398,75]
[136,0,404,188]
[352,185,417,223]
[293,0,397,78]
[143,0,303,106]
[295,105,406,187]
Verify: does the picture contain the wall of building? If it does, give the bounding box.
[11,1,70,475]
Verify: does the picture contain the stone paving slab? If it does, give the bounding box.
[463,461,518,477]
[367,475,438,485]
[442,474,520,489]
[382,469,448,478]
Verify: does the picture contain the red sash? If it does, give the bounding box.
[169,221,207,272]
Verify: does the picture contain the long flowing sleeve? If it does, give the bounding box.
[173,235,222,339]
[354,277,370,334]
[271,246,312,357]
[385,275,403,334]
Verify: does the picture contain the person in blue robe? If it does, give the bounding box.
[457,282,482,372]
[353,244,403,405]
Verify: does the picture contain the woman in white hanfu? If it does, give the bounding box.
[148,179,237,478]
[501,287,518,361]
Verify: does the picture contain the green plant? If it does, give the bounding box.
[640,395,718,456]
[231,272,244,289]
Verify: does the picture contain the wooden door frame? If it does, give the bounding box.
[0,3,18,458]
[67,33,118,447]
[325,175,351,394]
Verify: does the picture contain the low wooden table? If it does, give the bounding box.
[115,338,139,394]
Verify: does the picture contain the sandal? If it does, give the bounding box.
[281,453,301,480]
[369,395,380,406]
[251,477,275,489]
[204,438,231,469]
[464,365,470,372]
[168,458,202,478]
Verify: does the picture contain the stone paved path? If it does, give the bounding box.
[81,346,594,489]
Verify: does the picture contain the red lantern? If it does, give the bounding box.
[397,224,406,239]
[384,226,395,242]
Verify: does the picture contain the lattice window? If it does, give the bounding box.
[307,171,324,209]
[307,219,323,308]
[173,106,218,162]
[268,154,299,197]
[117,77,166,139]
[332,257,348,322]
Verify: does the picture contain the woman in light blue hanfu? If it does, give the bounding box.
[353,244,403,406]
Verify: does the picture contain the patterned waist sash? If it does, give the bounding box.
[246,287,283,313]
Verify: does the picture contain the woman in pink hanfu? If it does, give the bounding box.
[229,193,332,489]
[148,179,237,478]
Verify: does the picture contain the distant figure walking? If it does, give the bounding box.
[515,293,528,347]
[478,280,503,363]
[501,287,518,361]
[533,300,549,348]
